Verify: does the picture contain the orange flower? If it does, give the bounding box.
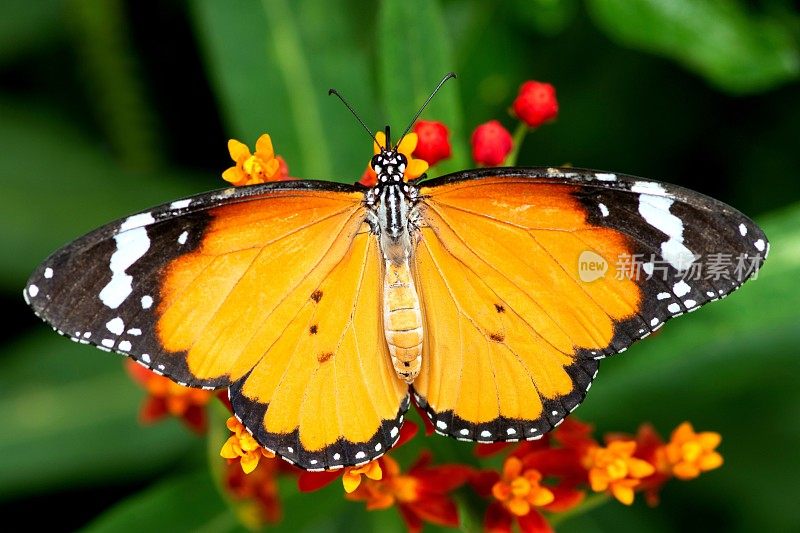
[492,457,554,516]
[475,433,585,533]
[125,359,211,433]
[360,131,429,187]
[607,423,669,506]
[658,422,723,480]
[220,416,275,474]
[222,133,290,186]
[347,453,471,533]
[582,440,655,505]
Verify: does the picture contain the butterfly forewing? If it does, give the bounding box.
[25,180,409,470]
[412,168,767,442]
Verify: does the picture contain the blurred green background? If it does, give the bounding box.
[1,0,799,531]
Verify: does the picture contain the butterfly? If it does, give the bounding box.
[25,79,768,472]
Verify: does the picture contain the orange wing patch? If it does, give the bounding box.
[155,190,408,469]
[413,178,641,441]
[157,191,364,381]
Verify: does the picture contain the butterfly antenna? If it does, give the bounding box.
[394,72,457,149]
[328,88,382,149]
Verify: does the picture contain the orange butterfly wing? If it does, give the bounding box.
[412,176,642,440]
[28,183,408,470]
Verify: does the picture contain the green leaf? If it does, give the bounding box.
[83,471,237,533]
[0,97,206,291]
[0,0,62,63]
[586,0,800,94]
[0,332,198,500]
[377,0,468,175]
[65,0,163,168]
[511,0,579,36]
[189,0,379,181]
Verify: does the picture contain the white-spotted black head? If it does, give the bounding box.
[371,150,408,185]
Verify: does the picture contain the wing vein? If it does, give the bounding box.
[422,208,575,355]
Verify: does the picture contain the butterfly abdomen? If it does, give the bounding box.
[383,259,423,383]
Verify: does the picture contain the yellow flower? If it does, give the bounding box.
[222,134,288,186]
[360,131,429,186]
[658,422,723,480]
[344,455,418,509]
[342,459,383,493]
[491,456,555,516]
[220,416,275,474]
[583,440,655,505]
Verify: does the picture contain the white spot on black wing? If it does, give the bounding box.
[99,213,155,309]
[631,182,695,271]
[106,317,125,335]
[673,280,691,297]
[595,173,617,181]
[170,199,192,210]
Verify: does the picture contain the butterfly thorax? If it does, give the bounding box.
[366,149,424,383]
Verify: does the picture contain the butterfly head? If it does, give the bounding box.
[371,149,408,185]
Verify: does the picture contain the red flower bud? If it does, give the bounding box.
[512,81,559,128]
[412,120,452,166]
[471,120,513,166]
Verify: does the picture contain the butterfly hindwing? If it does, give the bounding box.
[25,180,409,469]
[412,168,767,442]
[230,231,409,469]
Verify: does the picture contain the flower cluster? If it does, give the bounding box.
[469,419,723,532]
[355,78,560,179]
[471,78,559,166]
[211,399,722,532]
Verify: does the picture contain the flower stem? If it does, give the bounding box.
[548,493,611,527]
[503,121,531,167]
